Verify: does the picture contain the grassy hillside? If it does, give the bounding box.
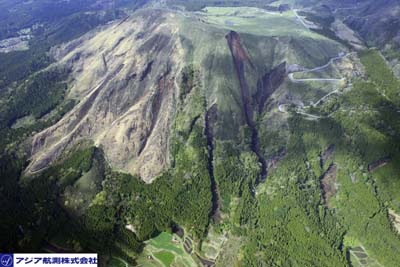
[166,0,277,11]
[199,6,323,38]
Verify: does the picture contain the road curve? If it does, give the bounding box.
[288,52,353,83]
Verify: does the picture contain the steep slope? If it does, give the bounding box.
[336,0,400,47]
[27,6,343,183]
[298,0,400,49]
[26,10,182,182]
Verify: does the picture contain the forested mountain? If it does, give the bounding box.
[1,1,400,266]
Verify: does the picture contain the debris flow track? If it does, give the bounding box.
[226,31,267,184]
[205,104,221,222]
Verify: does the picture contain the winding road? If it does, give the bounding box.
[280,52,355,119]
[288,52,353,83]
[288,74,344,83]
[293,9,310,31]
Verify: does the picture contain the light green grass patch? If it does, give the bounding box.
[154,252,174,267]
[148,232,184,255]
[200,226,227,260]
[10,115,35,129]
[137,232,198,267]
[343,235,360,247]
[197,6,324,38]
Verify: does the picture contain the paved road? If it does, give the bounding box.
[293,9,310,31]
[313,89,340,106]
[288,73,344,83]
[288,52,353,83]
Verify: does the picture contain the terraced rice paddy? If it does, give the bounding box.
[136,232,197,267]
[200,227,227,261]
[349,246,384,267]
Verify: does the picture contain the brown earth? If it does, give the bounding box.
[26,10,182,182]
[320,164,337,207]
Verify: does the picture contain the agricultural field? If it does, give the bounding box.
[199,226,227,261]
[344,237,384,267]
[136,232,197,267]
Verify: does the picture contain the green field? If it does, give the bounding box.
[148,232,185,256]
[197,6,324,38]
[154,252,175,266]
[136,232,197,267]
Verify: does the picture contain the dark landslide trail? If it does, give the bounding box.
[257,61,286,114]
[205,104,221,222]
[226,31,267,183]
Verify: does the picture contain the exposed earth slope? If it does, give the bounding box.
[26,5,343,183]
